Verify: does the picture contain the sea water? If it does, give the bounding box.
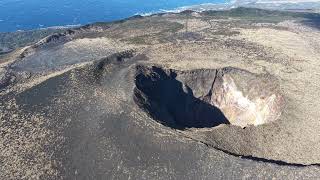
[0,0,227,32]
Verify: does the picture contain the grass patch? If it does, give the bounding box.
[201,7,318,23]
[123,20,184,45]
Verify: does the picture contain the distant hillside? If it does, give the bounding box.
[0,29,65,55]
[181,0,320,12]
[1,7,319,55]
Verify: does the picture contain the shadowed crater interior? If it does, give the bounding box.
[134,65,284,130]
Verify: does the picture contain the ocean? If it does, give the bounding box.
[0,0,227,32]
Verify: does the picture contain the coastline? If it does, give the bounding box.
[1,1,320,33]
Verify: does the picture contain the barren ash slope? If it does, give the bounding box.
[1,6,320,180]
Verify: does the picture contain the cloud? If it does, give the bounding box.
[232,0,320,3]
[256,0,320,3]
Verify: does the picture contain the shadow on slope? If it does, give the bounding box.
[134,66,229,130]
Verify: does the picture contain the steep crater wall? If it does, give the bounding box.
[132,65,318,164]
[134,65,284,129]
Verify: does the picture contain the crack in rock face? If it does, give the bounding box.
[134,65,284,129]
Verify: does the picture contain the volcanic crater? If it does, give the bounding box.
[2,7,320,179]
[134,65,284,130]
